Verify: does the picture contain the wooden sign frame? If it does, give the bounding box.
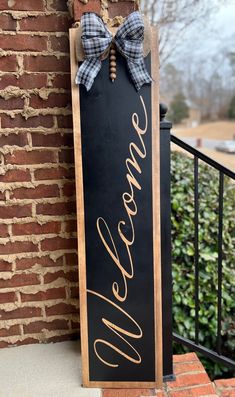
[69,26,162,388]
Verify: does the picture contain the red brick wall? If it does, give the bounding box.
[0,0,139,348]
[0,0,78,348]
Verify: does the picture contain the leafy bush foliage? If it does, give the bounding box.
[171,151,235,378]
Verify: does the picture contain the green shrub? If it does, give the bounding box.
[168,93,189,124]
[171,151,235,378]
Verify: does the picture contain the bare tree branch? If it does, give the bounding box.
[141,0,228,66]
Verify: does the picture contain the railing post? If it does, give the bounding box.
[160,103,175,381]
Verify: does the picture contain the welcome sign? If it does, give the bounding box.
[70,26,162,388]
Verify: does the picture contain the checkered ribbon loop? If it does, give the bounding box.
[75,11,152,91]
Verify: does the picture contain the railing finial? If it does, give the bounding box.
[160,103,168,122]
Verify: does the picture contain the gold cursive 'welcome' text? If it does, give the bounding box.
[88,95,148,368]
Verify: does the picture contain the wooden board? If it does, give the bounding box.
[69,26,162,388]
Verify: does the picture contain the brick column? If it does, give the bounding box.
[0,0,140,351]
[0,0,78,349]
[73,0,140,23]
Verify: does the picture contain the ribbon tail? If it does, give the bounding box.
[75,58,102,91]
[127,59,152,91]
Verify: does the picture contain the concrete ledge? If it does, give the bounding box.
[0,341,100,397]
[0,342,234,397]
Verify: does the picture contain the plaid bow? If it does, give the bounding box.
[75,11,152,91]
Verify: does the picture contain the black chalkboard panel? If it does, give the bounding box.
[70,27,162,389]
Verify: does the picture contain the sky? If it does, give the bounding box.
[171,1,235,77]
[205,1,235,55]
[215,1,235,38]
[195,1,234,52]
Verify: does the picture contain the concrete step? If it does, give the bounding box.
[0,341,234,397]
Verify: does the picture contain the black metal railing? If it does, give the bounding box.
[171,134,235,371]
[160,104,235,379]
